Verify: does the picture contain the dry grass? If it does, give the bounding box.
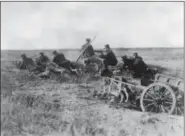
[1,62,103,136]
[1,48,184,136]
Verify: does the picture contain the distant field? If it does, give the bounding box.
[1,48,184,78]
[1,48,183,61]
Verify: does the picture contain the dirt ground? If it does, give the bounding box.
[1,48,184,136]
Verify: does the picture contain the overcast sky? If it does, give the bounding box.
[1,2,184,50]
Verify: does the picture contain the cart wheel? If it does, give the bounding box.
[140,83,176,114]
[173,89,184,116]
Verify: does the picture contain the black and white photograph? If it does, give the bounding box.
[1,1,184,136]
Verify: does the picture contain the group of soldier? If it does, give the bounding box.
[18,37,148,78]
[81,38,118,70]
[81,38,148,77]
[19,50,78,77]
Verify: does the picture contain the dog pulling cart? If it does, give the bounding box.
[100,73,184,116]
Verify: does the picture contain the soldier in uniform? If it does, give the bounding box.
[81,38,104,73]
[52,51,70,68]
[52,50,78,75]
[132,52,147,77]
[133,52,143,64]
[36,52,49,66]
[99,44,118,70]
[35,52,50,73]
[81,38,95,59]
[20,54,36,72]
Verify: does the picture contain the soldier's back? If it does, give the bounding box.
[23,57,37,71]
[37,55,49,64]
[43,55,49,62]
[53,53,66,64]
[23,57,34,66]
[83,45,95,58]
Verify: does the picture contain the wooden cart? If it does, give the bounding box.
[100,73,184,116]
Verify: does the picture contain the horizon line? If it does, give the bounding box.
[1,46,184,51]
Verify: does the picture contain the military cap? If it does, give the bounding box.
[86,38,91,42]
[52,50,57,54]
[104,44,110,49]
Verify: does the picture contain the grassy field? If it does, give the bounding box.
[1,48,184,136]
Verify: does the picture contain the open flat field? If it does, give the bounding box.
[1,48,184,136]
[2,48,184,77]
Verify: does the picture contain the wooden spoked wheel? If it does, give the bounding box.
[140,83,176,114]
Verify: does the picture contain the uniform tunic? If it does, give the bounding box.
[37,55,49,65]
[53,53,66,66]
[52,53,72,71]
[133,56,148,77]
[81,43,95,58]
[21,57,36,71]
[100,49,118,67]
[133,56,143,65]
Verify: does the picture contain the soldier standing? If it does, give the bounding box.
[81,38,95,59]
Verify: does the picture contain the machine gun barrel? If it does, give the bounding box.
[94,49,104,53]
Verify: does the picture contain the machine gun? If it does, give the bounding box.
[94,49,104,53]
